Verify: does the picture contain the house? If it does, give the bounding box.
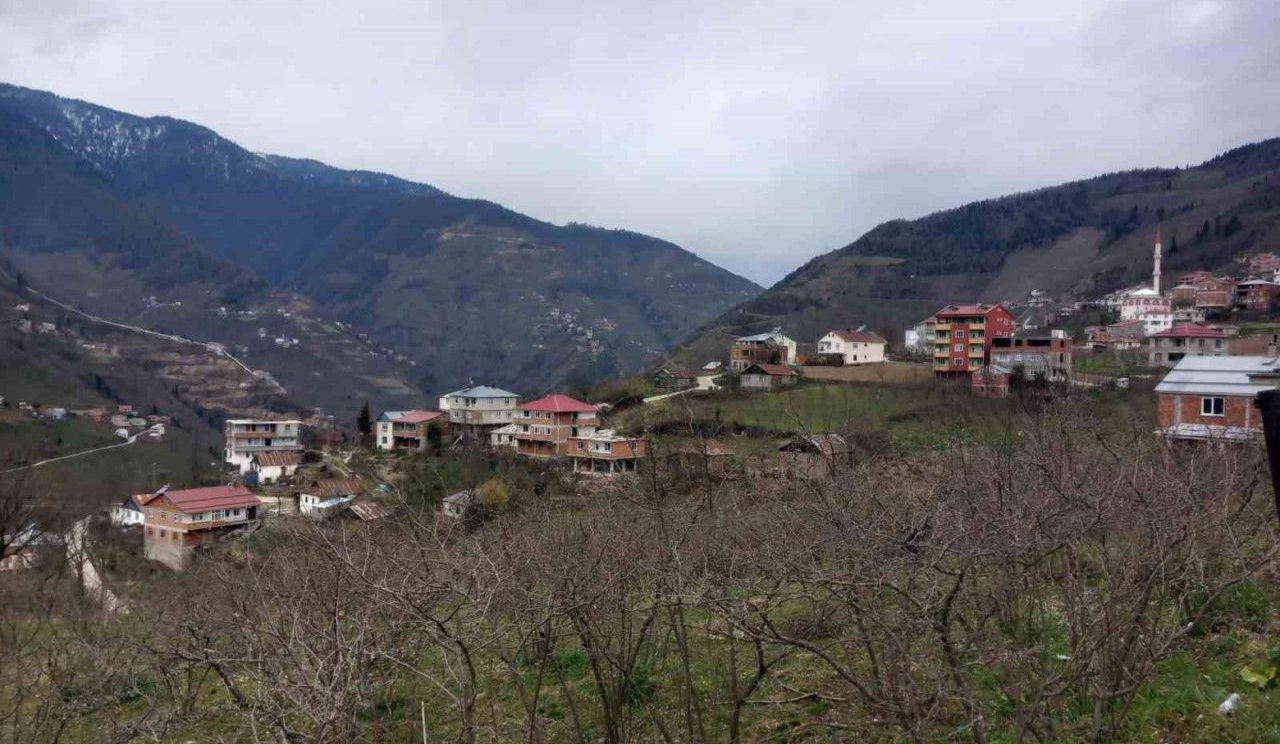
[489,423,519,448]
[904,317,937,353]
[778,433,852,478]
[1170,282,1197,307]
[651,366,699,391]
[1154,356,1280,442]
[298,478,364,518]
[250,450,303,484]
[43,407,66,420]
[0,525,59,571]
[1194,277,1234,311]
[1137,311,1174,337]
[441,490,475,519]
[1172,307,1207,324]
[346,501,389,521]
[1148,324,1228,368]
[740,363,799,391]
[729,328,797,371]
[111,494,147,526]
[567,429,648,474]
[1087,320,1146,350]
[971,364,1012,397]
[511,394,600,458]
[1233,279,1278,311]
[140,485,261,569]
[816,329,887,365]
[110,414,130,428]
[990,331,1073,382]
[224,419,304,474]
[375,409,448,450]
[440,385,519,441]
[932,303,1017,376]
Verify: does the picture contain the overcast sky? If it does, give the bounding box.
[3,0,1279,286]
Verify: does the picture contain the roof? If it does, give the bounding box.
[490,423,521,435]
[977,364,1013,375]
[1154,355,1280,397]
[225,418,303,425]
[307,478,365,499]
[382,409,445,424]
[253,450,302,467]
[443,385,517,399]
[742,363,798,377]
[656,366,699,379]
[780,433,849,456]
[1237,279,1277,287]
[443,490,475,507]
[519,394,596,413]
[1125,288,1161,298]
[347,501,389,520]
[827,329,887,344]
[162,485,261,513]
[934,303,1009,318]
[1149,323,1225,339]
[737,327,792,343]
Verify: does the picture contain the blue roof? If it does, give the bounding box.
[443,385,518,399]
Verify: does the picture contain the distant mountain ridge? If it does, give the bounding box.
[674,135,1280,365]
[0,83,759,402]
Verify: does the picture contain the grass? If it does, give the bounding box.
[0,416,118,467]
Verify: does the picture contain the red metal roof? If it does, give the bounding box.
[744,363,798,376]
[392,410,445,424]
[1150,323,1225,339]
[163,485,260,513]
[519,394,596,413]
[935,303,1009,318]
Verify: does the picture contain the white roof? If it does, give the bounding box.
[443,385,517,399]
[1154,355,1280,397]
[490,423,520,435]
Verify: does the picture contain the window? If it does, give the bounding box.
[1201,397,1225,416]
[953,330,964,338]
[952,359,964,367]
[953,343,963,352]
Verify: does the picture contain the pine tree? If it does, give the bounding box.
[357,400,372,436]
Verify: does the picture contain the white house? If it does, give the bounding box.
[251,450,302,484]
[224,419,304,474]
[1120,288,1171,321]
[442,490,475,519]
[440,385,519,441]
[816,329,887,365]
[298,478,363,518]
[489,423,519,448]
[110,494,146,527]
[1138,311,1174,337]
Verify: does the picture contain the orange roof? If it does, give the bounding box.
[519,394,596,413]
[744,363,797,376]
[391,410,445,424]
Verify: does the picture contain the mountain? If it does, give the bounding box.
[0,83,759,404]
[674,137,1280,363]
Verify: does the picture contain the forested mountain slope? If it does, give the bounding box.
[0,84,759,396]
[674,137,1280,364]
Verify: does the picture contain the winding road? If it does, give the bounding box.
[0,433,141,475]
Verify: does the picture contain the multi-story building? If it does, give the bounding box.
[904,316,937,353]
[729,328,796,372]
[816,329,887,365]
[1155,356,1280,442]
[375,409,448,450]
[1119,289,1171,321]
[511,394,599,458]
[140,485,261,569]
[1234,279,1278,311]
[439,385,519,442]
[223,419,304,474]
[566,429,648,474]
[990,331,1073,382]
[1194,277,1234,311]
[932,303,1016,376]
[1148,323,1229,367]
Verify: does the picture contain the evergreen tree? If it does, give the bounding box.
[357,400,372,436]
[1168,235,1178,255]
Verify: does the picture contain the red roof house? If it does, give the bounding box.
[513,395,601,458]
[1148,323,1229,368]
[141,485,262,569]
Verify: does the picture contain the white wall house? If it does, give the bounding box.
[110,495,145,526]
[441,385,519,440]
[224,419,304,474]
[1138,311,1175,337]
[298,478,363,518]
[817,330,887,365]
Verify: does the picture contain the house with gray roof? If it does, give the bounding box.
[1154,355,1280,441]
[438,384,520,442]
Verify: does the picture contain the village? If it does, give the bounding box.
[0,229,1251,574]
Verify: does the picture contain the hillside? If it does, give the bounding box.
[0,83,759,398]
[674,138,1280,364]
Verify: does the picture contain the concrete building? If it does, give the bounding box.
[140,485,261,570]
[250,451,302,484]
[990,331,1073,382]
[816,329,887,365]
[1154,356,1280,442]
[223,419,304,475]
[511,394,599,458]
[1234,279,1278,311]
[729,328,796,372]
[1148,324,1229,368]
[440,385,519,442]
[1119,289,1171,321]
[740,363,799,391]
[932,303,1016,376]
[567,429,648,474]
[375,409,448,450]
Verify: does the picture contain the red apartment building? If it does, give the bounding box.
[566,430,648,473]
[932,303,1016,376]
[511,394,600,458]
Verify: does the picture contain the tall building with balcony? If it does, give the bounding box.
[224,419,304,474]
[375,409,448,450]
[511,394,600,458]
[567,429,648,473]
[932,303,1016,376]
[139,485,261,569]
[729,328,797,371]
[439,385,519,442]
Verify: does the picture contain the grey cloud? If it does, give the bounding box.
[2,0,1279,285]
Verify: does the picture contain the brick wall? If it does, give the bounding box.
[1157,393,1257,430]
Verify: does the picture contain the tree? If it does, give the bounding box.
[356,400,372,438]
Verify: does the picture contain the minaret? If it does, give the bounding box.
[1153,224,1163,295]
